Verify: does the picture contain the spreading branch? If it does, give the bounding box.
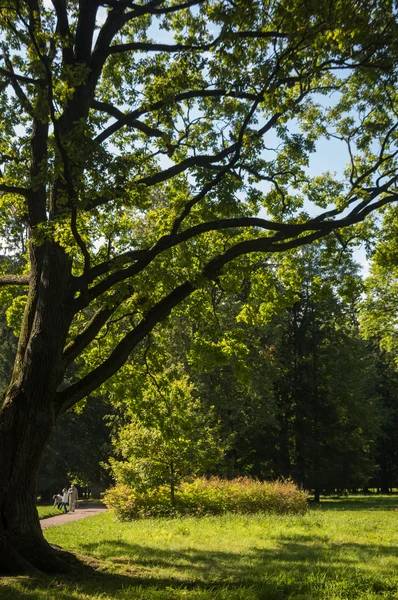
[91,89,259,144]
[63,306,116,367]
[100,0,206,15]
[0,184,31,196]
[50,0,74,65]
[0,50,36,116]
[56,281,195,414]
[58,212,352,413]
[0,275,30,287]
[0,66,41,85]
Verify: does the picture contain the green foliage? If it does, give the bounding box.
[37,396,112,500]
[104,477,308,519]
[5,294,27,336]
[360,206,398,360]
[107,370,227,504]
[0,306,17,400]
[367,348,398,491]
[0,0,397,328]
[167,242,380,492]
[358,209,398,491]
[1,4,398,571]
[101,240,386,496]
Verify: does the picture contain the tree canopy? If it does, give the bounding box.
[1,0,398,412]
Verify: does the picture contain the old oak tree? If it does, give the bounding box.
[0,0,397,574]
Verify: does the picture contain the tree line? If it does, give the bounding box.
[3,239,397,505]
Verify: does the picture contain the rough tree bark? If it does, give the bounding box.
[0,240,74,572]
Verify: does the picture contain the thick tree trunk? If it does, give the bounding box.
[0,390,69,573]
[0,243,74,574]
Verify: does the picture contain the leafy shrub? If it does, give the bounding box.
[104,477,308,520]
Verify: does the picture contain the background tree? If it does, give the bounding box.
[360,206,398,359]
[37,395,112,502]
[108,368,227,507]
[110,241,382,497]
[0,0,397,574]
[368,348,398,493]
[266,248,379,501]
[188,243,381,497]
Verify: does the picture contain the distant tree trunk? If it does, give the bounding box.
[90,483,102,500]
[313,487,320,503]
[170,461,176,508]
[379,461,391,494]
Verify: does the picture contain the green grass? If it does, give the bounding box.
[2,496,398,599]
[36,505,62,519]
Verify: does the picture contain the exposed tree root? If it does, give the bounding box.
[0,535,75,575]
[0,546,42,575]
[16,541,72,574]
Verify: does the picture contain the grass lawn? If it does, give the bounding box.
[36,505,62,520]
[1,496,398,599]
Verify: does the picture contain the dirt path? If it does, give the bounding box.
[40,504,107,529]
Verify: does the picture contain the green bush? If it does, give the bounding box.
[104,477,308,520]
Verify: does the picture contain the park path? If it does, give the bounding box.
[40,504,107,529]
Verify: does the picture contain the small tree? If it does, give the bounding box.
[108,371,227,506]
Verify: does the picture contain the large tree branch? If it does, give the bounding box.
[74,0,98,64]
[62,306,116,367]
[20,2,76,221]
[56,222,339,413]
[60,4,127,125]
[135,0,206,14]
[107,38,221,55]
[51,0,74,65]
[0,51,36,116]
[56,280,195,414]
[89,6,132,86]
[134,143,238,186]
[0,184,31,196]
[70,205,91,276]
[93,105,168,144]
[101,0,206,15]
[74,184,398,311]
[91,89,259,143]
[0,67,40,85]
[0,275,30,287]
[237,31,290,40]
[56,182,398,413]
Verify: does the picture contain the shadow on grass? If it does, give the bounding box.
[79,536,398,573]
[4,500,398,599]
[4,535,395,600]
[312,495,398,511]
[4,538,398,600]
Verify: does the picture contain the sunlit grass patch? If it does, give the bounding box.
[36,505,60,519]
[1,496,398,599]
